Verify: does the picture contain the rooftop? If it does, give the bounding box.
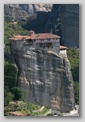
[9,33,60,41]
[60,45,67,49]
[9,35,30,41]
[31,33,60,40]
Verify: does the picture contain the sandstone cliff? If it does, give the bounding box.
[10,42,75,112]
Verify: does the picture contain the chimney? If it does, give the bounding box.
[29,30,35,36]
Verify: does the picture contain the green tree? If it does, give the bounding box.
[4,61,24,106]
[73,82,79,104]
[11,87,24,100]
[4,61,17,90]
[4,17,28,53]
[67,48,79,104]
[4,86,14,106]
[67,48,79,82]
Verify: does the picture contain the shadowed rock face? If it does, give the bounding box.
[4,4,52,24]
[4,4,79,47]
[45,4,79,47]
[10,42,75,112]
[4,4,52,32]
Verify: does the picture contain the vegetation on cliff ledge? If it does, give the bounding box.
[4,101,49,116]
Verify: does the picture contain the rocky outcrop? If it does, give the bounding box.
[45,4,79,47]
[19,4,52,14]
[45,4,62,44]
[23,11,50,33]
[4,4,52,24]
[4,4,29,23]
[4,4,79,47]
[60,4,79,47]
[10,42,75,112]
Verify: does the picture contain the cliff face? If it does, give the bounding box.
[60,4,79,47]
[45,4,62,44]
[4,4,79,47]
[4,4,52,24]
[4,4,52,32]
[45,4,79,47]
[10,42,75,112]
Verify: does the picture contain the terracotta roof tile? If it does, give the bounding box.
[9,33,60,41]
[60,45,67,49]
[9,35,31,41]
[31,33,60,40]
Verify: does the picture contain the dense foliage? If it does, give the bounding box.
[4,61,24,106]
[4,17,28,53]
[73,82,79,104]
[67,48,79,82]
[67,48,79,104]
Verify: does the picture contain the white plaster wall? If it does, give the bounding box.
[60,50,67,58]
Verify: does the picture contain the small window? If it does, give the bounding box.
[48,39,50,41]
[26,39,33,45]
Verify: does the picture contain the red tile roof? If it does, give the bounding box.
[31,33,60,40]
[9,33,60,41]
[60,45,67,49]
[9,35,30,41]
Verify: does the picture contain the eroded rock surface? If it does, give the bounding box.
[4,4,52,24]
[10,43,75,112]
[45,4,79,47]
[4,4,79,47]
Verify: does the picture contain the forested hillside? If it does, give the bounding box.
[67,48,79,104]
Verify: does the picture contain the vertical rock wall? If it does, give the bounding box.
[45,4,79,47]
[10,43,75,112]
